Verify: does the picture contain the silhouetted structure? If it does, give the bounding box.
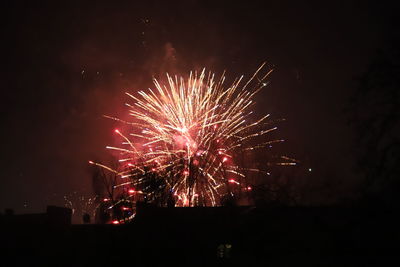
[1,203,399,266]
[0,206,72,225]
[82,213,91,224]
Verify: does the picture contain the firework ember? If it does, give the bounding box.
[92,63,295,208]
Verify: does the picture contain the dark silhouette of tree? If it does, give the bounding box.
[91,162,119,203]
[138,166,169,206]
[252,174,299,207]
[90,161,130,223]
[349,41,400,204]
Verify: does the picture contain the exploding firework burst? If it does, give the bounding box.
[91,63,296,208]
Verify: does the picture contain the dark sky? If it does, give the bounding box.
[1,1,396,213]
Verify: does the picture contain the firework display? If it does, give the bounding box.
[64,192,100,223]
[91,63,295,209]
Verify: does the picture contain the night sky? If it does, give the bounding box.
[1,1,396,213]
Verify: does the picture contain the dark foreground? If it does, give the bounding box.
[1,205,399,266]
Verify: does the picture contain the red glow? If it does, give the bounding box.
[222,157,228,163]
[114,129,120,133]
[128,189,135,194]
[121,207,130,211]
[247,186,252,191]
[103,198,110,202]
[183,170,189,176]
[88,160,94,164]
[112,220,120,225]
